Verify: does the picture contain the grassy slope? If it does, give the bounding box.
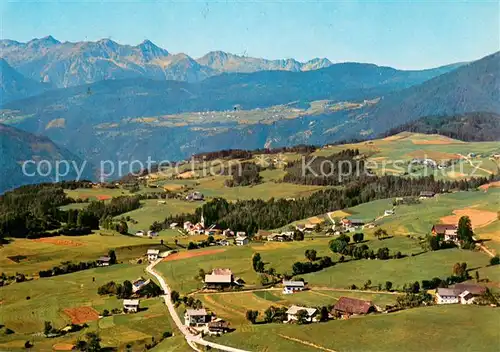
[211,305,500,352]
[0,264,178,351]
[314,132,499,178]
[0,232,162,275]
[196,289,399,326]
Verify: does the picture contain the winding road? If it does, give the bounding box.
[146,259,250,352]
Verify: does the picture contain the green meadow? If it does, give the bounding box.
[0,264,186,352]
[210,305,500,352]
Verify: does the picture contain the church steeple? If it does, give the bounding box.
[200,211,205,228]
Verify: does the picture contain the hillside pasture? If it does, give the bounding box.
[209,305,500,352]
[0,232,162,275]
[0,264,177,351]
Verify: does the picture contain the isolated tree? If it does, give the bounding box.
[198,269,206,280]
[385,281,393,291]
[428,235,440,251]
[319,306,329,322]
[108,249,117,264]
[353,233,364,243]
[363,280,372,290]
[374,228,387,240]
[120,280,133,299]
[490,255,500,266]
[475,271,480,282]
[457,216,474,244]
[304,249,317,262]
[329,238,347,253]
[43,321,53,336]
[85,332,102,352]
[116,220,128,235]
[170,290,180,303]
[252,253,265,272]
[245,310,259,324]
[293,230,304,241]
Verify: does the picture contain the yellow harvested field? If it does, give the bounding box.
[177,171,197,179]
[307,216,325,224]
[447,171,467,179]
[480,181,500,191]
[440,208,498,229]
[328,210,351,218]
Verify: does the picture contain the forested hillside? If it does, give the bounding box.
[381,112,500,141]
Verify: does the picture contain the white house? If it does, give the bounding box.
[96,256,111,267]
[169,222,178,229]
[436,288,460,304]
[135,230,145,237]
[384,209,395,216]
[282,280,306,294]
[147,249,160,261]
[184,308,211,327]
[459,291,475,305]
[123,299,140,313]
[147,230,158,237]
[285,305,318,323]
[132,277,151,293]
[444,229,459,243]
[235,236,249,246]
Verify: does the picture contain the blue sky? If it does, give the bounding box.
[1,1,498,69]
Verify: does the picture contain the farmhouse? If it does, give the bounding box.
[436,288,460,304]
[204,224,223,236]
[333,297,374,317]
[186,191,204,201]
[96,256,111,267]
[384,209,395,216]
[453,283,487,296]
[419,191,436,198]
[207,320,230,335]
[285,305,318,323]
[204,268,234,289]
[282,280,306,294]
[132,277,151,293]
[217,239,231,246]
[444,228,459,243]
[135,230,145,236]
[123,299,140,313]
[431,224,457,236]
[184,308,211,327]
[235,235,249,246]
[169,222,178,229]
[147,249,160,262]
[223,228,235,237]
[268,232,293,242]
[147,230,158,237]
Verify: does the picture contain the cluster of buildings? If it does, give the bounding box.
[284,296,376,323]
[120,276,159,313]
[436,283,486,305]
[180,213,250,246]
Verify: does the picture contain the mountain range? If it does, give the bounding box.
[0,123,93,193]
[0,36,334,88]
[0,36,498,191]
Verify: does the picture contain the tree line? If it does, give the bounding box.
[161,175,492,235]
